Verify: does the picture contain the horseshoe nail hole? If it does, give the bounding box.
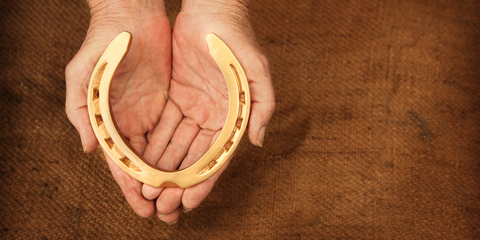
[111,144,125,159]
[224,140,233,151]
[236,118,243,129]
[95,115,103,127]
[93,90,100,100]
[208,160,217,168]
[198,159,218,175]
[105,138,114,148]
[93,99,101,115]
[240,92,245,104]
[120,157,141,172]
[98,122,110,139]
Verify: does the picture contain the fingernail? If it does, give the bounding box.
[167,220,178,226]
[257,126,266,147]
[81,137,86,153]
[181,206,192,213]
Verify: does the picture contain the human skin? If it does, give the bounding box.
[65,0,275,224]
[66,0,172,219]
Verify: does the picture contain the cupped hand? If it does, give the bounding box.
[140,0,275,223]
[65,0,172,218]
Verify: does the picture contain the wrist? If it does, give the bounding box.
[88,0,167,22]
[181,0,249,16]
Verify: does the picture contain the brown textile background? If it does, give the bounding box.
[1,0,479,239]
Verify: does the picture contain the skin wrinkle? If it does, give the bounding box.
[118,108,161,138]
[188,65,212,98]
[89,0,167,21]
[183,97,225,132]
[145,106,183,164]
[204,83,228,128]
[146,136,168,152]
[167,96,208,132]
[79,67,92,93]
[112,87,162,111]
[171,34,229,132]
[172,37,213,97]
[188,62,223,99]
[202,58,229,100]
[111,72,168,138]
[172,122,200,154]
[173,15,231,90]
[171,80,211,112]
[181,1,249,18]
[168,90,223,133]
[170,79,205,104]
[110,63,167,121]
[72,105,88,114]
[156,130,200,170]
[145,98,166,131]
[169,49,232,133]
[148,103,182,139]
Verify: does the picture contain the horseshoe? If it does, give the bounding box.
[87,32,250,188]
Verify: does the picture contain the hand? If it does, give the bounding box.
[65,0,171,218]
[140,0,275,223]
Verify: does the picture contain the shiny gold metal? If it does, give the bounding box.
[87,32,250,188]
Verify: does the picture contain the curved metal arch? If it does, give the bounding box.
[87,32,250,188]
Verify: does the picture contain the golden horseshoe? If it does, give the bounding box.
[87,32,250,188]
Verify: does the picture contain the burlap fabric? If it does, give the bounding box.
[1,0,479,238]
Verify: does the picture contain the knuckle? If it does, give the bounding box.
[156,205,171,215]
[65,108,73,119]
[265,101,276,114]
[64,105,75,122]
[65,61,76,80]
[256,52,270,66]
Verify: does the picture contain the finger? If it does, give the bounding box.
[156,208,180,225]
[177,129,217,171]
[247,100,275,147]
[181,157,231,211]
[156,187,184,215]
[66,31,124,153]
[143,100,183,164]
[65,51,100,153]
[127,134,148,156]
[106,131,154,218]
[244,53,275,147]
[176,130,226,211]
[104,153,155,218]
[157,117,200,169]
[153,130,217,217]
[142,117,200,200]
[146,129,213,214]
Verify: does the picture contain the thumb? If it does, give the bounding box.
[65,42,105,153]
[243,53,275,147]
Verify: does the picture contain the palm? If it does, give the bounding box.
[66,14,172,217]
[140,13,233,222]
[141,11,273,222]
[109,20,171,151]
[103,17,172,217]
[169,14,235,132]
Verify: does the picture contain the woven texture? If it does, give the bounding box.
[1,0,479,238]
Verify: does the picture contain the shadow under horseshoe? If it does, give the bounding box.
[186,81,311,232]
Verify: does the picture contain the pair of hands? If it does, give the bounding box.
[65,0,275,224]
